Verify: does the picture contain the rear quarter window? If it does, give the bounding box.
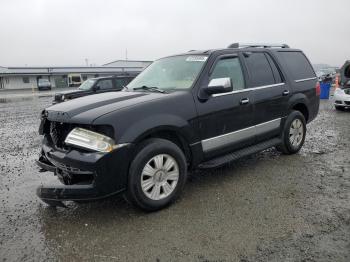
[278,51,315,80]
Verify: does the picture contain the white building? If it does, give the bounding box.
[0,60,152,90]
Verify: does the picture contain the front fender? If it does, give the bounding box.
[118,114,196,143]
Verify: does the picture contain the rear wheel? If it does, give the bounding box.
[125,138,187,211]
[276,110,306,154]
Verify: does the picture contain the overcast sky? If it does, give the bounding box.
[0,0,349,67]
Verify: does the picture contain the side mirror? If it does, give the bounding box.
[93,85,100,91]
[204,77,233,95]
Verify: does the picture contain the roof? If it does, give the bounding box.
[90,75,138,81]
[0,65,144,76]
[175,46,300,57]
[103,60,152,67]
[0,67,7,74]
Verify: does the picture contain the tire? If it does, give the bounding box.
[276,110,306,155]
[335,105,345,111]
[125,138,187,211]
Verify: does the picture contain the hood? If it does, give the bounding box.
[46,91,164,123]
[55,89,85,96]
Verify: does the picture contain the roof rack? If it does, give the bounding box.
[228,43,290,49]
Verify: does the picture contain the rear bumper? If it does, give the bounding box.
[36,137,135,203]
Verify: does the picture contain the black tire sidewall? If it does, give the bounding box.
[282,111,306,154]
[127,138,187,211]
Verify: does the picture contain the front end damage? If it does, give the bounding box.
[36,117,134,207]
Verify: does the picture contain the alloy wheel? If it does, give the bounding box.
[289,119,304,147]
[140,154,179,200]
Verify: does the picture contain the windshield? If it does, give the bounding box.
[127,55,208,91]
[79,79,96,90]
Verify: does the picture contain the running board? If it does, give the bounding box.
[198,138,281,169]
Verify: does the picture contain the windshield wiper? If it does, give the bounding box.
[133,85,167,93]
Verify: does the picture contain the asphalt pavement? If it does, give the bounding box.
[0,95,349,261]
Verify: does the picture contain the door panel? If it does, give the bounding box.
[195,55,254,158]
[243,52,289,142]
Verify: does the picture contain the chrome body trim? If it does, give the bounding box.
[201,118,281,152]
[212,83,285,97]
[202,125,256,152]
[255,118,281,134]
[295,77,317,83]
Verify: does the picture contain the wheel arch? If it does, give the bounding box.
[288,94,310,122]
[134,127,193,168]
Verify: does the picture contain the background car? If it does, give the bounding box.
[53,75,136,103]
[334,87,350,110]
[37,79,51,91]
[339,60,350,87]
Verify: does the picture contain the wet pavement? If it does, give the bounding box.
[0,87,76,102]
[0,96,349,261]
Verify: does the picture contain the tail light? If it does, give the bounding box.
[316,82,321,96]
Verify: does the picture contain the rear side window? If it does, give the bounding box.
[97,79,113,90]
[210,57,245,91]
[265,54,283,83]
[278,51,315,80]
[114,78,132,89]
[245,52,275,87]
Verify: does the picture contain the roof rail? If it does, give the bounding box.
[228,43,290,49]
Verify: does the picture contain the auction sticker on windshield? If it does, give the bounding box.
[186,56,208,62]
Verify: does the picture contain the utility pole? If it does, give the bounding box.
[125,49,128,61]
[85,58,89,66]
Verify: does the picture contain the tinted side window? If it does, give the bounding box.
[124,77,133,85]
[210,57,245,90]
[114,78,125,88]
[265,54,283,83]
[278,51,315,80]
[98,79,113,90]
[245,52,275,87]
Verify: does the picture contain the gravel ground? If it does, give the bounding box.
[0,96,349,262]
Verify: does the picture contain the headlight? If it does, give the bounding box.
[65,128,115,152]
[61,95,65,100]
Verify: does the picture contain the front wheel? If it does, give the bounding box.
[276,110,306,154]
[125,138,187,211]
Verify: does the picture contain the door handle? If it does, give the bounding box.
[282,90,290,96]
[240,98,249,105]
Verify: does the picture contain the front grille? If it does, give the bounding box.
[43,119,114,150]
[50,158,92,174]
[48,121,74,149]
[345,101,350,105]
[54,94,61,101]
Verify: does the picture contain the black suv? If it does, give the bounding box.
[53,75,136,104]
[37,43,320,211]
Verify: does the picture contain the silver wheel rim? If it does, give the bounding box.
[141,154,179,201]
[289,119,304,147]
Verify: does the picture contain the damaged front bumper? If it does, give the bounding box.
[36,137,135,206]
